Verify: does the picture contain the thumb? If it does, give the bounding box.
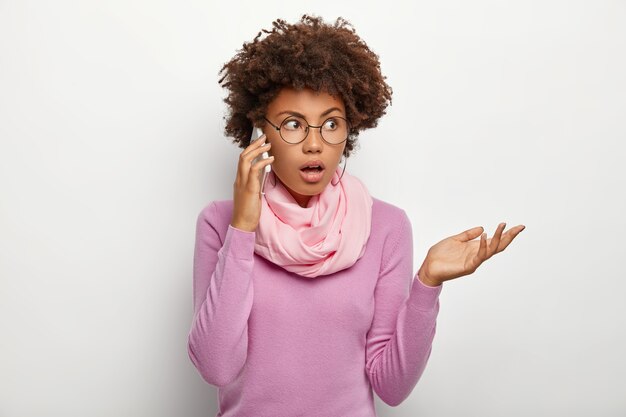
[454,226,484,242]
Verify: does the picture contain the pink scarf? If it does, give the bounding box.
[254,166,373,278]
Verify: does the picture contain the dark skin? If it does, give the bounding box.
[418,223,526,286]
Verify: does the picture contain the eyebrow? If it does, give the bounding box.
[275,107,343,119]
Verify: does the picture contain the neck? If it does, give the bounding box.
[274,174,311,208]
[291,192,311,208]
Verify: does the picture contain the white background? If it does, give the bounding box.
[1,1,625,416]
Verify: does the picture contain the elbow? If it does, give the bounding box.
[369,371,414,407]
[369,364,427,407]
[187,336,243,388]
[377,389,410,407]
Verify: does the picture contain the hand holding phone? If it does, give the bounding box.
[230,127,274,232]
[250,127,272,195]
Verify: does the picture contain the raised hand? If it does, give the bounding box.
[417,223,526,286]
[230,133,274,232]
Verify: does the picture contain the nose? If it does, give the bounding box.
[302,127,324,153]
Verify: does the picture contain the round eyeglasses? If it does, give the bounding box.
[263,115,350,145]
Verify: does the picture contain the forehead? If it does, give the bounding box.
[267,87,345,116]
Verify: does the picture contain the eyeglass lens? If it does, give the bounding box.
[280,116,348,144]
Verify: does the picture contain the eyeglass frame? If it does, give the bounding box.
[262,115,351,145]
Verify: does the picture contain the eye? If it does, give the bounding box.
[282,119,304,131]
[323,118,338,131]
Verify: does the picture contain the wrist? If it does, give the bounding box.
[418,266,440,287]
[230,221,256,233]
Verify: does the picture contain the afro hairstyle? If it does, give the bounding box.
[218,14,393,158]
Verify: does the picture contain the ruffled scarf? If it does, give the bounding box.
[254,167,373,277]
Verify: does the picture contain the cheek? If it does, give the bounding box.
[267,146,290,171]
[267,144,280,161]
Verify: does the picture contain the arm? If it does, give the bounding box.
[187,202,256,387]
[365,211,443,406]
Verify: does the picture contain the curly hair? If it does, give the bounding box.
[218,14,393,158]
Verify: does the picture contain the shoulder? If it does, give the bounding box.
[369,197,414,273]
[196,199,235,241]
[197,199,234,221]
[369,196,413,254]
[371,196,411,230]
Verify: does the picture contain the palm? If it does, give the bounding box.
[420,223,525,285]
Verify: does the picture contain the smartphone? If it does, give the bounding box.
[250,127,271,195]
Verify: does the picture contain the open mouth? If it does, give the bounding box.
[300,166,324,173]
[299,166,325,183]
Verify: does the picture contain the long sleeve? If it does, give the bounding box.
[365,210,443,406]
[187,202,256,387]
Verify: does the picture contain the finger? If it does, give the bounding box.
[242,134,268,157]
[238,140,271,184]
[488,222,506,257]
[246,142,272,160]
[247,156,274,190]
[473,232,488,268]
[454,226,484,242]
[494,225,525,252]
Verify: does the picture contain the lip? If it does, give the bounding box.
[299,168,325,183]
[299,160,325,170]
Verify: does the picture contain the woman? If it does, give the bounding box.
[188,15,525,416]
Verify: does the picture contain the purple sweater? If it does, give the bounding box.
[188,197,443,416]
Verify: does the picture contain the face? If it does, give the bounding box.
[261,87,348,208]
